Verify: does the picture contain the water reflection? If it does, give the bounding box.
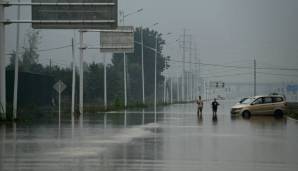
[142,109,145,125]
[154,108,157,123]
[212,114,218,124]
[104,112,107,129]
[0,124,5,171]
[124,110,127,128]
[197,114,203,125]
[0,103,297,171]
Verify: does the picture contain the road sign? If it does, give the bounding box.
[210,81,225,88]
[53,80,67,93]
[100,26,134,53]
[32,0,118,29]
[287,84,298,93]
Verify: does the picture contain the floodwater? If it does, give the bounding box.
[1,100,298,171]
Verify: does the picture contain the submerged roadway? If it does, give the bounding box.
[1,100,298,171]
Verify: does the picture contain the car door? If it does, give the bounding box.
[250,98,264,115]
[262,97,274,115]
[272,96,286,111]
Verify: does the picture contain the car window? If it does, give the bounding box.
[242,98,255,104]
[272,97,283,103]
[263,97,272,103]
[239,98,248,103]
[253,98,263,105]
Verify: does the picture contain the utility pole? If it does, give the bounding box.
[189,36,192,101]
[49,57,52,71]
[124,52,127,108]
[163,58,167,104]
[194,45,198,98]
[141,27,145,105]
[154,34,158,109]
[177,73,180,102]
[254,58,256,96]
[182,29,186,102]
[0,0,6,119]
[170,77,173,104]
[13,0,21,120]
[103,52,107,110]
[79,31,84,116]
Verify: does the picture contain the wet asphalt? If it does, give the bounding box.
[1,100,298,171]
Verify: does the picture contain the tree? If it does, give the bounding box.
[84,62,104,104]
[7,30,41,72]
[22,30,40,70]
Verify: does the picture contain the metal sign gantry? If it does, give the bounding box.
[0,0,119,119]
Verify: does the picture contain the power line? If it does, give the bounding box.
[257,72,298,78]
[38,44,72,52]
[168,58,298,71]
[201,72,251,78]
[169,59,250,69]
[257,67,298,71]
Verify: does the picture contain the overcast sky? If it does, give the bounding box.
[4,0,298,84]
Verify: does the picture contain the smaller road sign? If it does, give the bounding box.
[100,26,134,53]
[53,80,67,93]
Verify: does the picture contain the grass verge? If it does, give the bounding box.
[286,109,298,120]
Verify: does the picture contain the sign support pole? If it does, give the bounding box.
[124,52,127,108]
[71,38,75,121]
[58,83,61,129]
[0,0,6,119]
[12,0,21,120]
[79,31,84,116]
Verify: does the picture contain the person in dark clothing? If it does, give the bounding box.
[211,98,220,117]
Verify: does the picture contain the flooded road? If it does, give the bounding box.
[1,100,298,171]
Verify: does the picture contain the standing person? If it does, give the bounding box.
[196,96,204,117]
[211,98,220,118]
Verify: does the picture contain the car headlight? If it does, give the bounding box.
[231,108,242,113]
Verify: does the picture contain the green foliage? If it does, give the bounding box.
[112,27,168,102]
[8,30,41,72]
[5,27,171,119]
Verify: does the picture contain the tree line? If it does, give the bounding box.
[6,28,170,114]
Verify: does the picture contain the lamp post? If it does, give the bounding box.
[154,32,171,110]
[140,22,158,105]
[120,8,143,108]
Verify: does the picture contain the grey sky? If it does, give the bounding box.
[4,0,298,83]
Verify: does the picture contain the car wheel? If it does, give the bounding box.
[274,110,283,118]
[242,111,251,119]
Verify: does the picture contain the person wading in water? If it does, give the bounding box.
[196,96,204,118]
[211,98,220,121]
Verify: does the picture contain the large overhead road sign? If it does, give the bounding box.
[32,0,118,29]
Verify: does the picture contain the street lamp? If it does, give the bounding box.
[120,8,144,24]
[120,8,143,108]
[140,22,159,105]
[162,33,172,104]
[154,32,171,110]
